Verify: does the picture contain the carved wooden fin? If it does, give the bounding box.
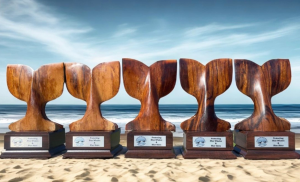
[150,60,177,98]
[64,63,91,101]
[7,63,64,131]
[235,59,261,97]
[122,58,149,101]
[123,58,177,131]
[65,61,120,131]
[205,59,232,98]
[180,59,205,99]
[180,58,232,131]
[262,59,291,97]
[92,62,121,103]
[234,59,291,131]
[7,65,33,102]
[32,63,65,103]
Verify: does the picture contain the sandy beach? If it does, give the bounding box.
[0,134,299,182]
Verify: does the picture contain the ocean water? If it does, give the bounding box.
[0,104,300,134]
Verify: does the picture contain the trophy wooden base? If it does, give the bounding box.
[233,130,300,160]
[1,129,65,159]
[181,131,236,159]
[125,131,175,158]
[63,128,122,159]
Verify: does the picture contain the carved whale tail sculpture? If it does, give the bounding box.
[123,58,177,131]
[234,59,291,131]
[180,58,232,132]
[7,63,64,131]
[64,61,120,131]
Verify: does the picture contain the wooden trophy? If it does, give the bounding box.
[123,58,177,158]
[1,63,66,159]
[63,61,122,158]
[233,59,300,159]
[180,58,236,159]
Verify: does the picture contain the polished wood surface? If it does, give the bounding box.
[2,129,65,159]
[182,131,236,159]
[7,63,64,131]
[65,61,120,131]
[234,146,300,160]
[64,129,122,158]
[4,129,65,150]
[63,145,123,159]
[65,129,121,150]
[182,150,236,159]
[126,131,175,158]
[180,58,232,131]
[234,59,291,131]
[122,58,177,131]
[234,131,295,150]
[233,131,299,159]
[125,149,175,159]
[1,145,65,159]
[126,131,173,150]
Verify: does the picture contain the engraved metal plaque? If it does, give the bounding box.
[10,136,42,148]
[134,135,166,147]
[192,136,226,148]
[72,136,104,147]
[254,136,289,148]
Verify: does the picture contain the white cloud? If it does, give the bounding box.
[233,25,300,45]
[1,0,300,104]
[97,24,298,63]
[184,23,257,37]
[0,0,299,67]
[0,0,96,61]
[113,27,137,38]
[0,0,58,24]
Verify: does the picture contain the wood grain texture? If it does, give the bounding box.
[65,129,121,150]
[1,145,65,159]
[125,149,175,158]
[234,59,291,131]
[180,58,232,131]
[4,129,65,150]
[7,63,64,131]
[233,130,295,150]
[65,61,120,131]
[122,58,177,131]
[63,145,123,159]
[234,145,300,160]
[182,150,236,159]
[64,129,122,159]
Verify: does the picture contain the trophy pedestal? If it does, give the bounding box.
[63,128,122,159]
[125,131,175,158]
[1,129,65,159]
[233,130,300,159]
[181,131,236,159]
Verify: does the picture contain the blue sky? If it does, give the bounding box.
[0,0,300,105]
